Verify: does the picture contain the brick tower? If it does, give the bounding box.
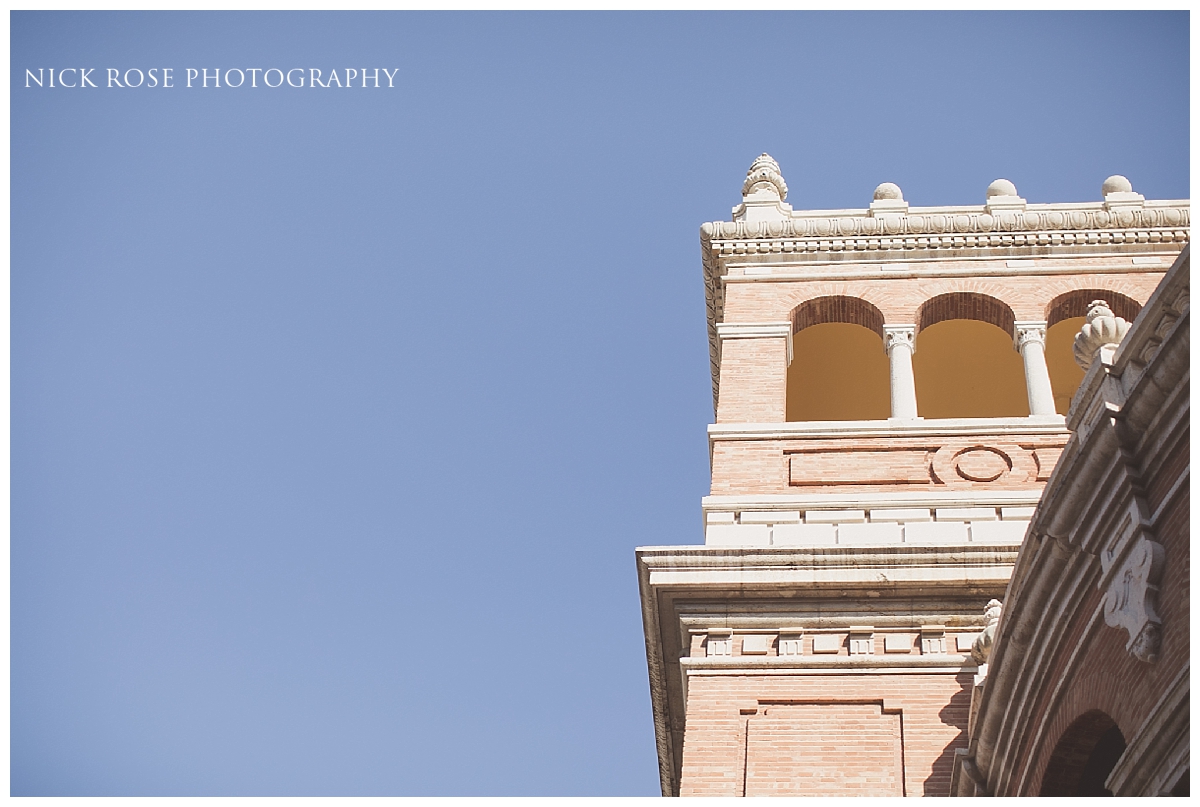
[635,155,1189,796]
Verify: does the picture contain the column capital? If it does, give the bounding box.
[1013,320,1048,350]
[882,324,917,356]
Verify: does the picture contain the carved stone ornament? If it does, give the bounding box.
[882,325,915,355]
[986,178,1018,199]
[1102,536,1165,663]
[970,599,1002,665]
[699,197,1188,258]
[1073,300,1131,370]
[873,182,903,201]
[1014,323,1047,350]
[741,153,788,202]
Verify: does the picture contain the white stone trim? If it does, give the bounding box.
[714,320,793,365]
[708,415,1067,442]
[804,509,865,524]
[738,510,800,524]
[702,489,1044,512]
[870,508,934,522]
[642,560,1016,589]
[701,199,1188,250]
[703,516,1029,548]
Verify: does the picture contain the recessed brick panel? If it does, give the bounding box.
[679,672,972,797]
[745,703,903,796]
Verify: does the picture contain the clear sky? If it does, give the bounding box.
[10,11,1189,797]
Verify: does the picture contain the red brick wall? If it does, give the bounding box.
[679,672,972,797]
[708,435,1065,496]
[745,703,903,795]
[721,270,1165,326]
[1010,484,1189,795]
[716,338,787,423]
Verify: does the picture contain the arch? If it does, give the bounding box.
[792,295,885,339]
[1043,290,1144,414]
[786,296,889,422]
[912,293,1026,418]
[917,292,1015,338]
[1040,710,1127,796]
[1046,289,1143,329]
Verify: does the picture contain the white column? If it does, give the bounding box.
[1014,321,1056,416]
[883,325,919,420]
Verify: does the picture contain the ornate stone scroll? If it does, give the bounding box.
[1101,535,1165,663]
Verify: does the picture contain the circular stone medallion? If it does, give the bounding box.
[954,448,1011,482]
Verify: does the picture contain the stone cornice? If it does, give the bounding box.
[701,200,1189,254]
[637,543,1020,578]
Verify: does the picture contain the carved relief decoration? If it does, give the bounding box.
[741,153,788,201]
[1014,323,1047,350]
[929,442,1038,488]
[787,439,1062,488]
[882,324,916,355]
[701,204,1189,257]
[1101,535,1165,663]
[1073,300,1131,370]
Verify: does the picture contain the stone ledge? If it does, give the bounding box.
[708,416,1068,442]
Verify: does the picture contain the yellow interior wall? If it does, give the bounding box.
[786,323,889,422]
[1047,316,1086,414]
[913,320,1029,418]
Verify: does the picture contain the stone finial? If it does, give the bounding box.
[1072,300,1131,370]
[986,178,1019,198]
[985,178,1025,212]
[869,181,908,216]
[970,599,1003,665]
[873,182,903,201]
[1102,175,1133,196]
[1102,174,1144,210]
[741,153,788,202]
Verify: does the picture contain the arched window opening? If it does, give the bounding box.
[1044,290,1144,414]
[1040,710,1127,797]
[913,293,1026,419]
[786,297,889,422]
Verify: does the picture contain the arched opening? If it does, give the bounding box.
[1040,710,1127,796]
[786,296,889,422]
[912,293,1027,418]
[1044,290,1144,414]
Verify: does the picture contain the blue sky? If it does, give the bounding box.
[10,11,1189,796]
